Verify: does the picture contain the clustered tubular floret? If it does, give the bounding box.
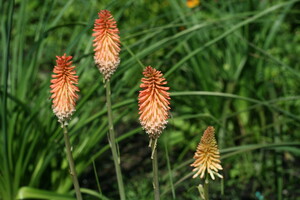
[138,66,171,139]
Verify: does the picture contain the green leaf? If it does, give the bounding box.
[16,187,75,200]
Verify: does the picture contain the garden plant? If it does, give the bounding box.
[1,0,300,200]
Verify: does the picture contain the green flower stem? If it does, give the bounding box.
[105,80,126,200]
[151,139,160,200]
[62,125,83,200]
[204,174,209,200]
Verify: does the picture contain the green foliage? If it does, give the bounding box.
[1,0,300,199]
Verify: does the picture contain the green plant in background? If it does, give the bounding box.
[1,0,300,199]
[138,66,171,199]
[50,54,82,200]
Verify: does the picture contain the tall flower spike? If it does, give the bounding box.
[92,10,121,81]
[138,66,171,140]
[191,126,223,180]
[50,53,79,126]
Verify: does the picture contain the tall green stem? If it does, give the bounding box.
[63,125,83,200]
[151,139,160,200]
[105,80,126,200]
[204,174,209,200]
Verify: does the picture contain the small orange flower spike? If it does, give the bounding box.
[186,0,200,8]
[138,66,171,140]
[50,54,79,126]
[191,126,223,180]
[92,10,121,81]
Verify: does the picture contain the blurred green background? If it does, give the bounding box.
[1,0,300,199]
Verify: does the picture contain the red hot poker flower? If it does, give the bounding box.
[50,54,79,125]
[191,126,223,180]
[138,66,171,139]
[186,0,200,8]
[92,10,121,81]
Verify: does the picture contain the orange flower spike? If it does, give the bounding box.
[138,66,171,139]
[191,126,223,180]
[50,54,79,126]
[92,10,121,81]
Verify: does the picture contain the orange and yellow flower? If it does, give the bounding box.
[50,54,79,125]
[92,10,121,81]
[138,66,171,139]
[191,126,223,180]
[186,0,200,8]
